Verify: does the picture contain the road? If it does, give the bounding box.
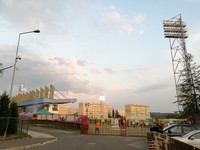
[29,127,148,150]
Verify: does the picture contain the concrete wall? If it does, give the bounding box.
[147,132,200,150]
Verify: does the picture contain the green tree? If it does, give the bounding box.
[177,54,200,118]
[8,101,19,134]
[0,91,19,135]
[108,112,112,118]
[112,109,115,118]
[0,91,10,135]
[115,109,121,118]
[0,91,10,117]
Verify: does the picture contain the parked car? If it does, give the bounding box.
[172,130,200,148]
[162,124,200,137]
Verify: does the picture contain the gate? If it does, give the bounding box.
[80,115,89,134]
[119,117,127,136]
[88,118,149,136]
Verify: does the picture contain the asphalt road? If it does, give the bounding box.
[29,127,148,150]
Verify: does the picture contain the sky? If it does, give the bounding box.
[0,0,200,113]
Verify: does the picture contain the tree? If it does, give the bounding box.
[108,112,112,118]
[112,109,115,118]
[115,109,121,118]
[0,91,10,135]
[0,91,19,135]
[177,54,200,119]
[8,101,19,134]
[0,91,10,117]
[110,109,121,118]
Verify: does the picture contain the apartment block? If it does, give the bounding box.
[125,104,150,119]
[79,102,108,118]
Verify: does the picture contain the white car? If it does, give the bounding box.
[162,124,200,137]
[172,130,200,148]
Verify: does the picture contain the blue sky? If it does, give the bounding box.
[0,0,200,112]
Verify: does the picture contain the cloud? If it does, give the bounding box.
[103,10,134,33]
[0,0,179,113]
[0,0,87,37]
[90,68,101,75]
[0,0,145,39]
[104,68,117,74]
[0,45,103,96]
[133,13,145,24]
[133,82,171,93]
[87,6,145,35]
[190,32,200,45]
[49,57,66,65]
[104,85,177,113]
[188,32,200,63]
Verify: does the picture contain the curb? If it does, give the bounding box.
[1,137,57,150]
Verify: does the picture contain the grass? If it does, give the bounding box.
[0,131,31,141]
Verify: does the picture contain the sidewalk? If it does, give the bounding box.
[0,130,57,150]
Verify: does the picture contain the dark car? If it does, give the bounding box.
[162,124,200,137]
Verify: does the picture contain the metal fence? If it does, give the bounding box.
[1,116,150,137]
[0,117,29,136]
[88,124,149,136]
[87,118,150,136]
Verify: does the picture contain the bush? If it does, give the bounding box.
[0,91,19,135]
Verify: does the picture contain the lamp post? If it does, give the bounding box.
[9,29,40,98]
[4,30,40,137]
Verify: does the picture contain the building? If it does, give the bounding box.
[79,102,109,118]
[13,84,77,115]
[118,109,125,117]
[125,104,150,119]
[68,107,79,115]
[45,103,69,115]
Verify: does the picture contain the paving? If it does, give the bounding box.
[0,128,148,150]
[0,130,57,150]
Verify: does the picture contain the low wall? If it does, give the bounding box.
[147,132,200,150]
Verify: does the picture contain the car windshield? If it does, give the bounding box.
[182,132,191,137]
[163,124,177,131]
[182,130,200,138]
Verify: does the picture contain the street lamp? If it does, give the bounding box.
[4,30,40,138]
[9,29,40,98]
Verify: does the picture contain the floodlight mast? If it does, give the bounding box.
[163,14,192,113]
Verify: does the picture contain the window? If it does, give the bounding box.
[52,104,58,111]
[183,126,196,133]
[169,126,182,134]
[192,132,200,139]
